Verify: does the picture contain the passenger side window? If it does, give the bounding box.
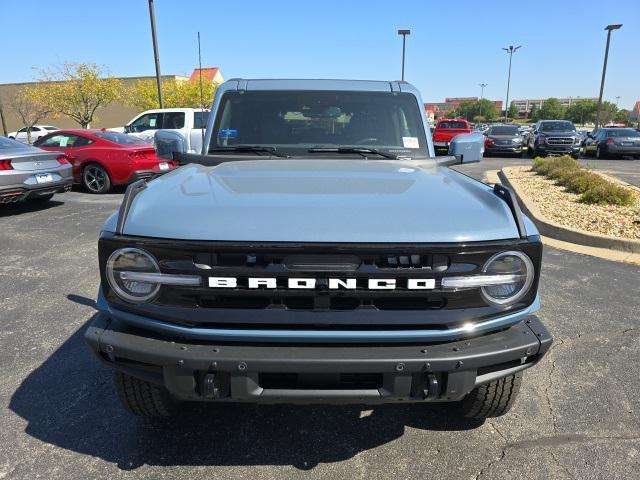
[163,112,185,129]
[129,113,162,133]
[193,111,209,129]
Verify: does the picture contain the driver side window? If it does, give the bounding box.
[129,113,162,133]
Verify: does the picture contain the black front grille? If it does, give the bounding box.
[547,137,574,145]
[99,234,542,331]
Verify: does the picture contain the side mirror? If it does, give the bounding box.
[123,125,131,134]
[447,132,484,163]
[154,130,187,160]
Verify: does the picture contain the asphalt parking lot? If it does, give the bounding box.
[1,158,639,479]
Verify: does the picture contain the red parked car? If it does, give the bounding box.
[34,129,175,193]
[432,118,473,151]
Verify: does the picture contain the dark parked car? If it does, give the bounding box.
[582,128,640,159]
[526,120,581,158]
[483,125,524,157]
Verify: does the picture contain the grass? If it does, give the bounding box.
[531,155,636,207]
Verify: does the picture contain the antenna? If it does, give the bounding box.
[198,32,205,151]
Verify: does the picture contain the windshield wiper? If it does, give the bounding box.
[307,147,398,159]
[209,146,289,158]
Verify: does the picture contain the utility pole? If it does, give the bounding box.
[148,0,164,108]
[478,83,487,119]
[0,99,7,137]
[615,95,621,108]
[502,45,521,123]
[398,30,411,81]
[595,24,622,128]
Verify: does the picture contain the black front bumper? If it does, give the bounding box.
[85,313,552,404]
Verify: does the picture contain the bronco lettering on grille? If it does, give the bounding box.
[208,277,436,290]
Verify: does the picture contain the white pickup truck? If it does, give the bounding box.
[116,108,209,154]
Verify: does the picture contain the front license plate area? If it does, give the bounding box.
[159,162,169,171]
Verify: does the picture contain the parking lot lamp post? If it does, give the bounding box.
[148,0,164,108]
[502,45,521,122]
[595,24,622,129]
[615,96,621,108]
[478,83,487,119]
[398,30,411,81]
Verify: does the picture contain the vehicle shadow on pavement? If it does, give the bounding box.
[10,315,483,471]
[0,199,64,217]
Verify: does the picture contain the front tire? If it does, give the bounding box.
[113,371,178,417]
[453,372,522,419]
[83,163,111,194]
[596,146,606,160]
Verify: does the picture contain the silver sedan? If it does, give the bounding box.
[0,136,73,204]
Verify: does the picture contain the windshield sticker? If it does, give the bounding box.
[149,118,157,127]
[59,136,69,147]
[218,128,238,138]
[402,137,419,149]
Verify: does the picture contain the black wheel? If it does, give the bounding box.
[453,372,522,419]
[83,163,111,194]
[596,146,605,159]
[28,194,54,202]
[571,152,580,160]
[113,371,178,417]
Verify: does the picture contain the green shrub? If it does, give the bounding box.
[560,170,607,194]
[530,155,636,207]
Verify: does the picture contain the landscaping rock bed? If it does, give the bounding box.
[505,166,640,240]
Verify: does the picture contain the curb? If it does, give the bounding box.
[499,167,640,256]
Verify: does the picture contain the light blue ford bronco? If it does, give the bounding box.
[85,79,552,419]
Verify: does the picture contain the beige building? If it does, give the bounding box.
[0,67,224,135]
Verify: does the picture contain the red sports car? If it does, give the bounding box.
[34,129,175,193]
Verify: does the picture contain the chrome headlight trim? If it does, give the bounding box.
[480,250,534,306]
[106,248,161,304]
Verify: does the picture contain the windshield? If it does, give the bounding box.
[489,126,519,135]
[606,129,640,138]
[94,131,148,145]
[540,121,575,132]
[210,91,429,157]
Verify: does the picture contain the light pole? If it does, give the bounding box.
[148,0,164,108]
[398,29,411,81]
[502,45,521,123]
[595,24,622,128]
[478,83,487,119]
[615,96,621,108]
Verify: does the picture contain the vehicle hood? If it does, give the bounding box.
[120,159,520,242]
[487,134,520,140]
[538,130,577,137]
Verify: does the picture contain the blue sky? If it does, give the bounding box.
[2,0,639,109]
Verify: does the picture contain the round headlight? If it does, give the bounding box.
[106,248,161,303]
[481,251,534,306]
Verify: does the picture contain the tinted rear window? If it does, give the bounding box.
[94,132,148,145]
[194,111,209,129]
[606,129,640,138]
[489,126,519,135]
[437,121,468,129]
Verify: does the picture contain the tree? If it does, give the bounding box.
[10,85,55,143]
[597,101,618,125]
[507,104,519,121]
[126,78,217,111]
[564,100,597,125]
[538,98,564,120]
[451,99,498,122]
[42,62,123,128]
[528,104,539,122]
[614,109,631,123]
